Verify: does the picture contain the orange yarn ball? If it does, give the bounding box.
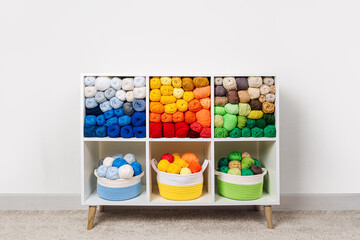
[150,102,164,114]
[181,152,199,165]
[188,161,202,173]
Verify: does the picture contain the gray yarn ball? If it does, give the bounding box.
[124,153,136,164]
[123,102,135,116]
[215,86,227,97]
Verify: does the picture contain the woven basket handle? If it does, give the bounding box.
[151,159,160,174]
[200,159,209,173]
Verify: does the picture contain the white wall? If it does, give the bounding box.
[0,0,359,194]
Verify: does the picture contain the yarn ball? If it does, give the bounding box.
[196,109,211,128]
[253,158,261,167]
[264,125,276,137]
[173,159,189,168]
[242,158,255,169]
[262,102,275,114]
[164,103,177,114]
[266,93,276,103]
[218,158,229,168]
[235,77,248,90]
[241,168,254,176]
[150,122,163,138]
[158,159,170,172]
[241,153,251,160]
[263,77,274,86]
[105,88,116,99]
[259,94,266,103]
[219,166,230,173]
[229,151,242,161]
[160,86,174,96]
[229,128,242,138]
[249,99,262,110]
[223,114,237,132]
[118,164,134,179]
[237,116,247,129]
[112,158,127,168]
[238,90,251,103]
[228,168,241,175]
[182,78,194,91]
[269,85,276,94]
[132,99,146,112]
[160,95,176,104]
[115,90,126,102]
[246,119,256,128]
[214,127,228,138]
[260,84,270,95]
[190,122,203,133]
[263,114,275,125]
[229,160,241,169]
[215,85,227,97]
[84,76,96,86]
[150,102,164,114]
[105,166,120,179]
[167,163,182,174]
[96,165,109,178]
[175,122,189,138]
[193,86,211,99]
[181,152,199,165]
[173,111,184,123]
[227,90,240,104]
[172,153,181,160]
[98,158,104,166]
[150,89,161,102]
[172,77,182,88]
[95,77,111,91]
[215,97,228,107]
[161,153,174,163]
[214,115,223,128]
[200,97,211,109]
[214,77,223,85]
[173,88,184,98]
[131,162,142,176]
[200,127,211,138]
[224,103,239,115]
[124,153,136,164]
[214,106,226,115]
[123,102,135,116]
[183,91,195,102]
[247,110,264,119]
[133,87,146,99]
[188,99,202,112]
[112,154,124,159]
[103,157,115,167]
[223,77,237,91]
[160,76,172,86]
[163,122,175,138]
[247,76,262,88]
[180,168,192,175]
[256,119,267,129]
[188,129,200,138]
[248,88,260,99]
[176,99,189,112]
[122,78,134,91]
[238,103,251,116]
[193,77,209,87]
[241,127,251,137]
[188,161,202,173]
[150,77,161,89]
[84,86,97,98]
[251,127,264,137]
[251,165,263,175]
[134,76,146,87]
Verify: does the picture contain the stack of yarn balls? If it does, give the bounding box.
[96,153,143,179]
[157,152,202,174]
[84,76,146,138]
[214,76,276,138]
[149,77,211,138]
[217,151,263,176]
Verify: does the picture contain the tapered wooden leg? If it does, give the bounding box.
[99,205,104,212]
[255,205,261,212]
[264,205,274,229]
[87,206,97,230]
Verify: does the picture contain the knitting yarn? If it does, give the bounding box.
[227,90,240,104]
[106,166,120,179]
[104,110,114,120]
[161,153,174,163]
[229,128,242,138]
[86,106,103,116]
[251,127,264,137]
[121,125,134,138]
[214,115,223,127]
[96,115,105,125]
[123,102,134,116]
[229,151,242,161]
[183,91,194,102]
[218,158,229,168]
[264,125,276,137]
[171,77,182,88]
[241,168,254,176]
[242,157,255,169]
[182,78,194,91]
[175,122,189,138]
[84,126,96,137]
[172,153,181,160]
[215,97,228,107]
[97,165,108,177]
[223,77,237,91]
[111,77,122,90]
[181,152,199,165]
[193,86,211,99]
[84,86,97,98]
[176,99,189,112]
[112,158,127,168]
[228,168,241,175]
[122,78,134,91]
[263,113,275,125]
[180,168,192,175]
[96,126,107,137]
[259,95,266,103]
[256,119,267,129]
[248,88,260,99]
[85,115,96,126]
[200,127,211,138]
[173,159,189,168]
[103,157,115,167]
[260,84,270,95]
[188,161,202,173]
[214,77,223,86]
[158,159,170,172]
[118,115,131,126]
[108,125,120,138]
[249,99,262,111]
[188,99,202,112]
[247,76,262,88]
[95,77,111,91]
[100,101,112,112]
[160,77,172,86]
[235,77,248,90]
[114,108,124,117]
[193,77,209,87]
[161,113,172,123]
[160,96,176,104]
[160,86,174,96]
[85,97,98,109]
[251,165,263,175]
[224,103,239,115]
[238,90,251,103]
[109,97,123,110]
[104,117,117,127]
[163,123,175,138]
[115,90,126,101]
[214,127,228,138]
[150,113,161,122]
[112,154,124,159]
[134,126,146,138]
[219,166,230,173]
[173,88,184,98]
[164,103,177,114]
[247,110,264,119]
[200,98,211,109]
[229,160,241,169]
[269,85,276,94]
[238,103,251,116]
[237,116,247,129]
[214,106,226,115]
[150,77,161,89]
[223,113,237,131]
[95,92,107,104]
[262,102,275,113]
[190,122,203,133]
[118,165,134,179]
[84,76,95,86]
[105,88,116,99]
[263,77,274,86]
[215,86,227,97]
[132,112,146,127]
[150,89,161,102]
[173,111,184,123]
[242,152,251,158]
[196,109,211,127]
[254,158,261,167]
[167,163,181,174]
[242,127,251,137]
[266,93,276,103]
[134,76,145,87]
[132,99,146,112]
[150,102,164,114]
[184,111,196,124]
[133,87,146,99]
[131,162,142,176]
[125,91,134,102]
[246,119,256,128]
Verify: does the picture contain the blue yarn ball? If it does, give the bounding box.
[98,158,104,167]
[124,153,136,164]
[112,158,128,168]
[131,162,142,176]
[106,167,120,179]
[112,154,124,159]
[97,165,109,178]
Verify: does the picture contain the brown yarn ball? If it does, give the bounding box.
[250,165,263,175]
[242,152,251,158]
[262,102,275,113]
[238,90,250,103]
[182,78,194,91]
[259,95,266,103]
[249,99,262,110]
[193,77,209,87]
[227,90,240,104]
[215,97,228,106]
[228,160,241,169]
[269,85,276,94]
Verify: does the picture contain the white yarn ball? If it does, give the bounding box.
[247,76,262,88]
[116,90,126,101]
[110,77,122,90]
[259,84,270,95]
[84,86,97,98]
[248,87,260,99]
[125,91,134,102]
[84,76,96,86]
[103,157,115,167]
[133,87,146,99]
[215,77,223,86]
[124,153,136,164]
[95,77,111,91]
[266,93,276,103]
[263,77,274,86]
[134,76,146,87]
[118,165,134,179]
[122,78,134,91]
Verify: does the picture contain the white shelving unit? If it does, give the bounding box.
[81,74,279,230]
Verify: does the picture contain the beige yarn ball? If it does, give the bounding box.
[228,161,241,169]
[223,77,237,91]
[248,88,260,99]
[248,76,262,88]
[269,85,276,94]
[215,77,223,86]
[259,94,266,103]
[263,77,274,86]
[242,152,251,158]
[260,84,270,95]
[266,93,276,103]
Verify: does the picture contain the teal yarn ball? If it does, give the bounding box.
[242,127,251,137]
[215,127,228,138]
[264,125,276,137]
[219,166,230,173]
[241,168,254,176]
[229,128,241,138]
[237,116,247,129]
[246,119,256,128]
[255,119,267,129]
[263,113,275,125]
[229,151,242,161]
[218,158,229,168]
[251,127,264,137]
[253,158,261,167]
[223,113,238,132]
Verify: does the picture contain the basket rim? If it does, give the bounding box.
[215,168,267,178]
[151,158,208,177]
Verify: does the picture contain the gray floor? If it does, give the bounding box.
[1,209,359,240]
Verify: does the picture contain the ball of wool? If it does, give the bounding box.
[242,157,255,169]
[214,106,226,115]
[86,97,98,109]
[237,116,247,129]
[118,164,134,179]
[182,77,194,91]
[264,125,276,137]
[103,157,115,167]
[98,158,104,166]
[214,77,223,85]
[105,88,116,99]
[123,102,135,116]
[266,93,276,103]
[172,153,181,160]
[95,76,111,91]
[99,101,112,112]
[241,168,254,176]
[214,127,228,138]
[96,165,108,177]
[175,122,189,138]
[259,94,266,103]
[200,127,211,138]
[193,86,211,99]
[247,110,264,119]
[196,109,211,128]
[115,90,126,101]
[132,99,146,112]
[235,77,249,90]
[161,153,174,163]
[150,122,163,138]
[242,152,251,158]
[180,168,192,175]
[160,77,172,86]
[263,77,274,86]
[131,162,142,176]
[190,121,203,133]
[219,166,230,173]
[106,166,120,179]
[193,77,209,87]
[229,128,242,138]
[173,88,184,98]
[248,88,260,99]
[118,115,131,126]
[238,90,251,103]
[84,76,96,86]
[122,78,134,91]
[223,113,237,132]
[184,111,196,124]
[112,154,124,159]
[84,86,97,98]
[114,108,124,117]
[200,98,211,109]
[171,77,182,88]
[223,77,237,91]
[150,102,164,114]
[263,113,275,125]
[183,91,194,102]
[158,159,170,172]
[160,86,174,96]
[188,128,201,138]
[150,77,161,89]
[249,99,262,110]
[260,84,270,95]
[85,115,97,125]
[251,165,263,175]
[238,103,251,116]
[215,97,228,106]
[160,95,176,104]
[251,127,264,137]
[125,91,134,102]
[224,103,239,115]
[163,122,175,138]
[228,168,241,175]
[110,97,124,109]
[262,102,275,114]
[161,113,173,123]
[229,160,241,169]
[256,119,267,129]
[242,127,251,137]
[188,99,202,112]
[215,85,227,97]
[247,76,262,88]
[112,158,127,168]
[218,158,229,168]
[124,153,136,164]
[150,113,161,122]
[167,163,182,174]
[133,76,146,87]
[227,90,240,104]
[229,151,242,161]
[188,161,202,173]
[246,119,256,128]
[164,103,177,114]
[173,111,184,123]
[95,92,107,103]
[173,159,189,168]
[133,87,146,99]
[176,99,189,112]
[181,152,199,165]
[269,85,276,94]
[214,115,223,127]
[253,158,261,167]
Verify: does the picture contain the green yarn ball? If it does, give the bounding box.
[219,166,230,173]
[241,168,254,176]
[246,119,256,128]
[237,116,247,129]
[214,127,228,138]
[251,127,264,137]
[255,118,267,129]
[218,158,229,168]
[229,151,242,161]
[229,128,242,138]
[253,158,261,167]
[264,125,276,137]
[224,103,239,115]
[214,106,226,115]
[214,115,223,128]
[223,113,238,132]
[242,127,251,137]
[228,168,241,175]
[241,157,254,169]
[238,103,251,116]
[263,113,275,125]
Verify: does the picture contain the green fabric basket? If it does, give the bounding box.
[217,179,263,200]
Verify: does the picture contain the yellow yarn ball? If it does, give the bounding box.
[183,91,195,102]
[158,159,170,172]
[172,77,182,88]
[176,99,189,112]
[173,88,184,98]
[247,110,264,119]
[150,89,161,102]
[164,103,177,114]
[180,167,192,175]
[173,159,189,168]
[172,153,181,160]
[150,77,161,89]
[160,77,172,86]
[160,86,174,96]
[160,95,176,104]
[166,163,181,174]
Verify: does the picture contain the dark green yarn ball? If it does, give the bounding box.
[246,119,256,128]
[229,151,242,161]
[229,128,242,138]
[251,127,264,137]
[264,125,276,137]
[253,158,261,167]
[255,119,267,129]
[241,168,254,176]
[219,166,230,173]
[263,114,275,125]
[242,127,251,137]
[218,158,229,168]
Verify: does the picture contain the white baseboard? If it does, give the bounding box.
[1,194,359,210]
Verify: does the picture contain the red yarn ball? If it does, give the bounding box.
[150,122,162,138]
[161,153,174,163]
[175,122,189,138]
[163,122,175,138]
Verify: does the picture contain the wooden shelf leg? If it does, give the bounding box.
[99,205,104,212]
[255,205,261,212]
[87,206,97,230]
[264,205,274,229]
